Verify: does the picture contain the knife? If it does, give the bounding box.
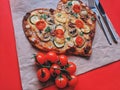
[95,0,118,43]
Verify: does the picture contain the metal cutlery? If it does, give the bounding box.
[88,0,112,45]
[95,0,118,43]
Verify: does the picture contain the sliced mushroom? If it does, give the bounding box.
[37,32,51,42]
[69,28,78,37]
[46,17,55,25]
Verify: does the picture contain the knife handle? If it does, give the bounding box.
[102,15,118,43]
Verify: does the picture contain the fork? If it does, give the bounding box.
[87,0,112,45]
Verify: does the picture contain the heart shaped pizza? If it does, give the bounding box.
[22,0,96,56]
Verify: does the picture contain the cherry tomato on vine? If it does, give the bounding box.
[37,68,50,82]
[68,75,78,87]
[46,51,58,63]
[59,55,68,66]
[50,64,61,76]
[36,52,46,64]
[66,62,76,74]
[55,74,68,88]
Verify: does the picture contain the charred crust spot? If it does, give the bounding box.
[84,46,91,54]
[24,12,31,21]
[89,30,95,40]
[49,8,55,15]
[66,47,76,53]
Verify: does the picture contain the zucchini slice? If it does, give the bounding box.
[29,15,39,25]
[53,39,65,48]
[81,25,90,34]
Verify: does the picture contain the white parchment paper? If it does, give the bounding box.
[9,0,120,90]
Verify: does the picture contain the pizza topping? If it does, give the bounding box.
[55,24,65,32]
[64,6,71,13]
[29,15,39,25]
[68,1,72,6]
[80,10,88,16]
[69,28,78,37]
[36,20,46,30]
[75,36,85,47]
[45,26,51,33]
[53,38,65,48]
[67,41,74,47]
[55,12,68,23]
[25,25,30,29]
[49,8,55,15]
[75,19,84,28]
[81,25,90,34]
[46,18,55,25]
[55,29,64,38]
[40,32,51,42]
[40,14,47,20]
[73,4,81,13]
[68,22,75,28]
[72,1,80,5]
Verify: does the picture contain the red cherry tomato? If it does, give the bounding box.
[36,20,46,30]
[37,68,50,82]
[73,4,81,13]
[75,36,84,46]
[50,64,61,76]
[68,75,78,87]
[66,62,76,74]
[46,51,58,63]
[55,29,64,38]
[55,75,68,88]
[75,19,84,28]
[59,55,68,66]
[36,52,46,64]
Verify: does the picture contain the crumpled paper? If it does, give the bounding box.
[9,0,120,90]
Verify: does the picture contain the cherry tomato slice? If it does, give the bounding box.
[75,36,84,46]
[46,51,58,63]
[75,19,84,28]
[55,29,64,38]
[36,52,46,65]
[50,64,61,76]
[55,75,68,88]
[37,68,50,82]
[59,55,68,66]
[66,62,76,74]
[36,20,46,30]
[68,75,78,87]
[73,4,81,13]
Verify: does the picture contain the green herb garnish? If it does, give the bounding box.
[45,26,51,33]
[66,37,71,41]
[80,32,83,36]
[68,2,72,6]
[91,16,96,21]
[73,13,78,18]
[57,13,61,17]
[40,14,47,19]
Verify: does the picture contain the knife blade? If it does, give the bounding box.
[95,0,118,43]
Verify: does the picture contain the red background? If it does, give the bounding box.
[0,0,120,90]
